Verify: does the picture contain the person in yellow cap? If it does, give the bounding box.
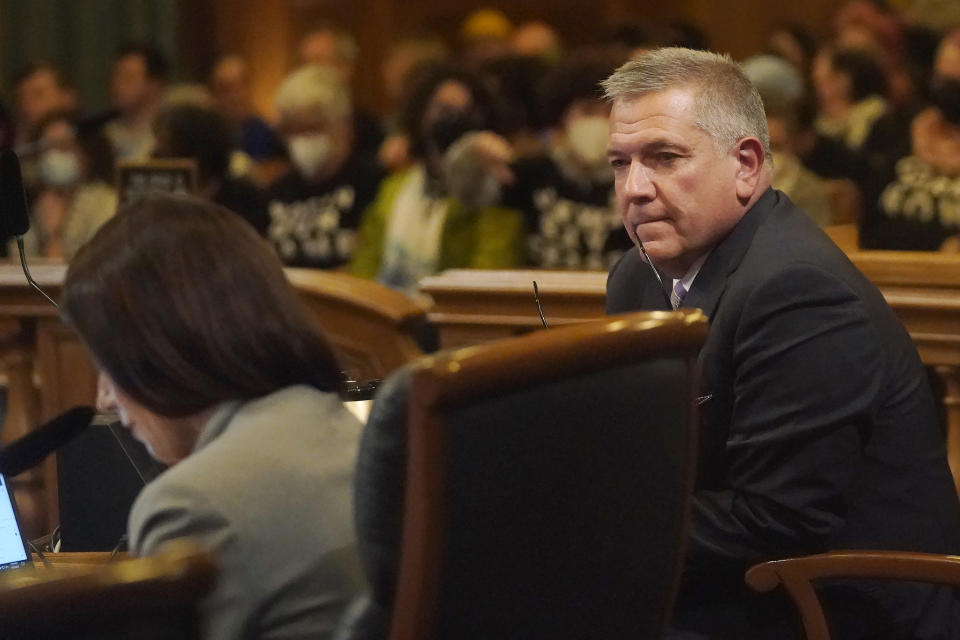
[459,8,513,65]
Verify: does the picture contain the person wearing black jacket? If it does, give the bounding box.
[604,47,960,639]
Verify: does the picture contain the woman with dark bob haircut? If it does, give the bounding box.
[63,193,364,639]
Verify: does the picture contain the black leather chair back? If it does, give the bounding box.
[433,359,693,638]
[389,311,707,640]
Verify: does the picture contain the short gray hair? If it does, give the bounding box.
[601,47,770,158]
[275,63,351,122]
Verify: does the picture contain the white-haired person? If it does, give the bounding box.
[266,64,384,269]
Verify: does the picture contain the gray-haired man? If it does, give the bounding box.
[605,48,960,639]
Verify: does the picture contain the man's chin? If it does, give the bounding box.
[635,246,687,279]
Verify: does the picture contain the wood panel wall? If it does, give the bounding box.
[196,0,842,122]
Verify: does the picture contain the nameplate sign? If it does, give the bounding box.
[117,159,198,205]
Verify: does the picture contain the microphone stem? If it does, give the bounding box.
[638,243,673,309]
[106,422,152,486]
[532,281,549,329]
[17,237,59,309]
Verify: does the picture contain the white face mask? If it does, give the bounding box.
[39,149,81,187]
[288,134,332,178]
[566,116,610,166]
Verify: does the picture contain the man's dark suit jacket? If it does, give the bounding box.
[607,188,960,639]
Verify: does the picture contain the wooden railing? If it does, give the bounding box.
[3,243,960,536]
[421,251,960,494]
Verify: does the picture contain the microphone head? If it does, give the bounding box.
[0,406,95,477]
[0,148,30,238]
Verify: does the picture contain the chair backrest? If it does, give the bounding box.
[823,178,861,226]
[390,310,708,640]
[0,540,216,639]
[286,268,431,384]
[824,223,859,253]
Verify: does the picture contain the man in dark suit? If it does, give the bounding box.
[603,48,960,639]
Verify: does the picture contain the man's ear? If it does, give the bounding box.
[733,137,766,201]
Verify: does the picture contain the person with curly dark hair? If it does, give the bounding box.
[350,61,523,293]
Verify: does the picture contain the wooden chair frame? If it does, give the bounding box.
[390,309,709,640]
[746,550,960,640]
[285,268,430,384]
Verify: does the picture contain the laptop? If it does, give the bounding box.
[0,474,32,572]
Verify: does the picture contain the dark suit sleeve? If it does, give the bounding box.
[684,263,882,579]
[353,367,411,608]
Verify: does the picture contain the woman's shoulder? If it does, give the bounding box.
[232,385,356,429]
[130,386,361,540]
[202,386,362,471]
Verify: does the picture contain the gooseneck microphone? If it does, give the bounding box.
[0,149,31,238]
[0,406,95,477]
[638,241,674,309]
[532,280,549,329]
[0,149,59,308]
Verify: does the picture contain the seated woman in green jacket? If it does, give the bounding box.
[350,62,523,293]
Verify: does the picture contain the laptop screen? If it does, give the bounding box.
[0,475,30,570]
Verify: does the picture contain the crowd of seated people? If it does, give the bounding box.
[3,3,960,639]
[1,1,958,278]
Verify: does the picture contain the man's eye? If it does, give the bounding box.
[609,157,627,169]
[657,152,679,163]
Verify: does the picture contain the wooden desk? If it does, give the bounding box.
[32,551,127,571]
[0,543,213,639]
[421,252,960,493]
[419,269,607,346]
[0,553,129,589]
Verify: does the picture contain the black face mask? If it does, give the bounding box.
[425,109,487,154]
[931,77,960,126]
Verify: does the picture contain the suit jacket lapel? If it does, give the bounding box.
[606,248,672,313]
[682,188,778,319]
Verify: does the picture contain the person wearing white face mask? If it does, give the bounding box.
[15,111,118,260]
[266,64,384,269]
[500,53,633,270]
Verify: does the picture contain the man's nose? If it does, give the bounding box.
[623,160,656,202]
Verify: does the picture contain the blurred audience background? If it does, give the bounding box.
[2,0,960,278]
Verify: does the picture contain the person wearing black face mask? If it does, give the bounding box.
[350,62,523,294]
[931,76,960,126]
[869,30,960,251]
[425,107,488,159]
